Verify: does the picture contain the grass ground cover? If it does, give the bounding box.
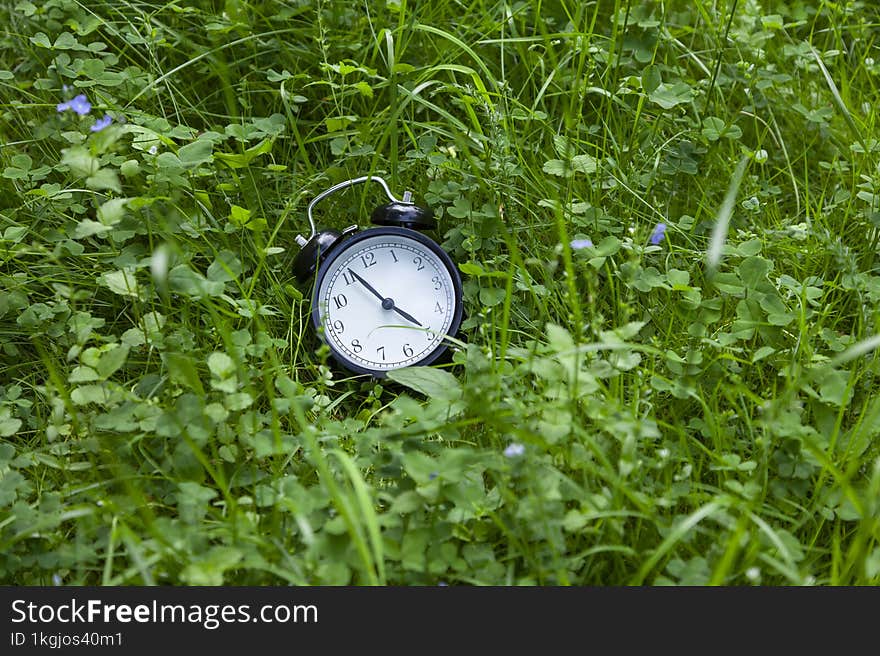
[1,0,879,585]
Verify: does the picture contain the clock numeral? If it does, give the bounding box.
[389,249,399,263]
[331,320,344,334]
[435,302,444,314]
[413,256,425,271]
[361,252,376,268]
[403,343,414,358]
[333,294,348,309]
[376,346,385,361]
[426,328,437,341]
[342,271,355,286]
[431,275,442,290]
[351,339,363,353]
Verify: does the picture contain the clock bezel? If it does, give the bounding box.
[311,226,464,377]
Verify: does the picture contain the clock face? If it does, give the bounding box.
[313,227,462,375]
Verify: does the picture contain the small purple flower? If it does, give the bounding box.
[649,222,667,245]
[504,442,525,458]
[570,238,593,250]
[90,114,112,132]
[56,94,91,116]
[428,471,439,481]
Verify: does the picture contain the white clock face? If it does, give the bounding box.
[314,230,460,373]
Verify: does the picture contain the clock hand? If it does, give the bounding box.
[347,268,385,303]
[347,268,423,327]
[392,305,423,327]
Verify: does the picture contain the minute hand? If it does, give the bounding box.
[347,268,385,303]
[346,268,423,327]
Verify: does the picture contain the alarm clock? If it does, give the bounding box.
[293,176,463,377]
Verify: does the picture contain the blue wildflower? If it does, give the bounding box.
[428,471,439,481]
[56,94,91,116]
[649,222,667,245]
[504,443,525,458]
[90,114,112,132]
[570,238,593,250]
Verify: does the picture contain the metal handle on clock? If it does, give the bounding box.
[298,176,412,245]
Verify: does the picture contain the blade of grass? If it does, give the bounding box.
[706,154,749,271]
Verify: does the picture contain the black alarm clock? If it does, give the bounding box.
[293,176,463,377]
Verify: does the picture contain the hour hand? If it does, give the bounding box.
[392,306,422,327]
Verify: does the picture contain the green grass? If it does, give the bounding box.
[1,0,879,585]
